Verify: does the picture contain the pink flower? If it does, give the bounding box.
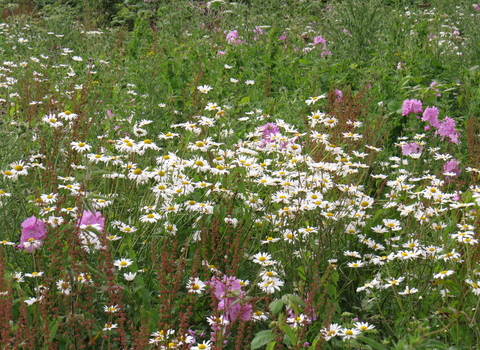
[278,33,287,41]
[473,4,480,11]
[254,26,263,35]
[444,159,461,177]
[209,276,252,322]
[77,210,105,231]
[401,142,423,156]
[343,28,352,37]
[313,36,326,46]
[17,216,47,253]
[402,99,423,116]
[226,30,239,44]
[421,106,440,128]
[435,117,460,144]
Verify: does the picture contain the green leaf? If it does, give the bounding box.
[265,341,276,350]
[387,100,401,113]
[240,96,251,104]
[48,318,60,342]
[269,299,284,315]
[281,324,297,346]
[251,330,275,350]
[357,336,388,350]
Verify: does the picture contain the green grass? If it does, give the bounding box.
[0,0,480,349]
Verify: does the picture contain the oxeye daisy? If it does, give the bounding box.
[113,258,133,269]
[187,277,206,294]
[56,280,71,295]
[197,85,212,94]
[103,323,118,331]
[70,141,92,152]
[59,110,78,120]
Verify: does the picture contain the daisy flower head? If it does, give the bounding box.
[56,280,71,295]
[191,340,213,350]
[305,94,326,105]
[339,328,361,340]
[187,277,206,294]
[113,258,134,269]
[124,272,137,281]
[43,114,63,128]
[103,323,118,331]
[321,323,342,341]
[398,286,419,295]
[197,85,212,94]
[59,110,78,120]
[252,252,276,266]
[434,270,455,280]
[354,321,375,332]
[70,141,92,153]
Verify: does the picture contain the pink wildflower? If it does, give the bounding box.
[402,99,423,116]
[401,142,423,156]
[17,216,47,253]
[444,159,461,177]
[421,107,440,128]
[77,210,105,231]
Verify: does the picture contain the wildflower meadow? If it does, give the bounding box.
[1,0,480,349]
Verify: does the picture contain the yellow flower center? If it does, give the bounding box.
[13,165,23,171]
[144,139,152,144]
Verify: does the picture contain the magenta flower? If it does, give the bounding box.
[260,123,280,141]
[473,4,480,11]
[402,99,423,116]
[421,107,440,128]
[209,275,252,322]
[254,26,263,35]
[435,117,460,144]
[401,142,423,156]
[278,33,287,41]
[313,36,326,46]
[17,216,47,253]
[226,30,239,44]
[444,159,461,177]
[77,210,105,231]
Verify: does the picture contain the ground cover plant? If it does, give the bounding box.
[1,0,480,349]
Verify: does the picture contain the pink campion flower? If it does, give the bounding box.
[401,142,423,156]
[217,50,226,57]
[343,28,352,37]
[335,89,343,101]
[278,33,287,41]
[17,216,47,253]
[107,109,114,117]
[321,50,332,57]
[209,275,252,322]
[226,30,239,44]
[473,4,480,11]
[313,36,326,46]
[421,106,440,128]
[260,123,280,141]
[402,99,423,116]
[444,159,461,177]
[77,210,105,232]
[435,117,460,144]
[254,26,263,35]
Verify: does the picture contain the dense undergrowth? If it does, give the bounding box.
[0,0,480,349]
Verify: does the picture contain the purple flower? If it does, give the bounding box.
[435,117,460,144]
[343,28,352,37]
[17,216,47,253]
[226,30,238,44]
[402,99,423,116]
[473,4,480,11]
[278,33,287,41]
[444,159,461,177]
[77,210,105,232]
[401,142,423,156]
[313,36,326,46]
[209,275,252,322]
[254,26,263,35]
[260,123,280,141]
[421,107,440,128]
